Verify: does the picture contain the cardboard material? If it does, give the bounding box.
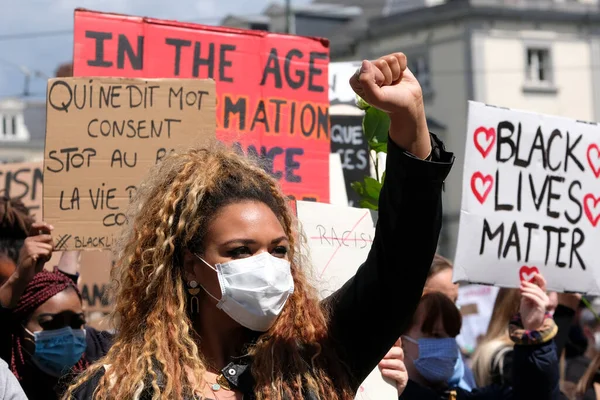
[43,77,216,251]
[79,251,114,313]
[0,161,114,312]
[296,201,396,400]
[0,161,44,220]
[72,9,331,203]
[454,101,600,294]
[44,250,114,314]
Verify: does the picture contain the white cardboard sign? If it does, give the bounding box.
[454,101,600,294]
[456,285,499,354]
[296,201,396,400]
[329,61,361,105]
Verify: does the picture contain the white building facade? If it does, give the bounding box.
[0,98,46,163]
[350,0,600,258]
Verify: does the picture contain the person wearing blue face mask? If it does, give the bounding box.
[0,223,113,400]
[400,278,562,400]
[423,254,476,391]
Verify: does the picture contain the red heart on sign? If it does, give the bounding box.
[473,127,496,159]
[519,266,539,283]
[587,144,600,178]
[470,172,493,204]
[584,194,600,227]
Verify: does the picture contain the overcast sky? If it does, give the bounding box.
[0,0,310,99]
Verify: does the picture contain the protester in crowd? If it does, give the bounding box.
[472,288,522,387]
[558,299,600,400]
[64,52,454,400]
[422,254,476,391]
[399,276,561,399]
[0,359,27,400]
[424,254,459,302]
[472,286,579,388]
[575,350,600,400]
[0,196,33,285]
[0,224,113,400]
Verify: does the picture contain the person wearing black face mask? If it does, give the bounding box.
[0,223,113,399]
[400,274,562,400]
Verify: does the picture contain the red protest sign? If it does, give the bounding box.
[72,9,330,202]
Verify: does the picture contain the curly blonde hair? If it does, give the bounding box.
[65,146,354,400]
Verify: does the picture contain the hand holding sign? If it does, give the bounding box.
[519,266,539,283]
[378,339,408,397]
[349,53,431,159]
[519,273,550,331]
[19,222,55,275]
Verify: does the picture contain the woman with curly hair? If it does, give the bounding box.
[61,51,454,400]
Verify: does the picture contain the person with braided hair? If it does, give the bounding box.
[64,52,454,400]
[0,223,113,399]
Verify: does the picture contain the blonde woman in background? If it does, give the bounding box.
[472,289,521,387]
[473,286,580,388]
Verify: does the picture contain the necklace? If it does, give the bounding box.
[203,374,235,399]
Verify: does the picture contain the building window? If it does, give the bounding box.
[1,115,16,136]
[523,45,557,93]
[250,23,269,31]
[526,48,551,83]
[409,54,432,95]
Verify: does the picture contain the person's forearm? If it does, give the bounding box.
[390,108,431,159]
[57,251,81,276]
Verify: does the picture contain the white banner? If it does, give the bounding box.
[297,201,396,400]
[454,101,600,294]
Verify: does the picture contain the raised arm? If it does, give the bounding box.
[57,250,81,283]
[511,274,560,400]
[323,53,454,387]
[0,222,54,308]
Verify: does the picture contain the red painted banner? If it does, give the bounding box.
[72,9,330,202]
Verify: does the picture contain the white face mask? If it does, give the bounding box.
[195,252,294,332]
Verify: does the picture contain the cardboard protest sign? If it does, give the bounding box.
[45,250,114,313]
[454,101,600,293]
[79,251,113,313]
[330,114,370,207]
[0,161,44,219]
[72,9,330,203]
[43,77,216,251]
[296,201,396,399]
[0,162,114,310]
